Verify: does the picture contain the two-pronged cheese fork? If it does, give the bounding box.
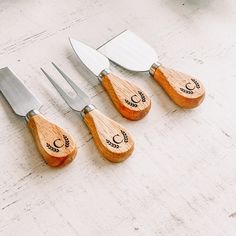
[41,63,134,162]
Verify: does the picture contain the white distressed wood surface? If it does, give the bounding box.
[0,0,236,235]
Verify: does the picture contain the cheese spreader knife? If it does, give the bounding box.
[98,30,205,109]
[0,67,77,167]
[69,38,151,121]
[41,63,134,162]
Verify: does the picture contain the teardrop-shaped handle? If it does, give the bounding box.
[153,65,205,108]
[101,73,151,120]
[27,113,77,167]
[83,108,134,162]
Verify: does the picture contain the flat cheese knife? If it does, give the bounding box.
[69,38,151,120]
[98,30,205,109]
[0,67,77,167]
[41,63,134,162]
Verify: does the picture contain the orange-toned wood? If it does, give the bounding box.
[83,109,134,162]
[102,73,151,120]
[153,66,205,109]
[27,114,77,167]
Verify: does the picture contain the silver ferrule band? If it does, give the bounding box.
[98,69,110,82]
[149,62,161,76]
[81,104,96,119]
[25,109,40,122]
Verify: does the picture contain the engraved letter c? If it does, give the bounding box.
[112,134,123,144]
[131,94,141,103]
[185,82,196,91]
[53,139,64,148]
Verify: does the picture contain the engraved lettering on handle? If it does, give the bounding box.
[131,95,141,104]
[180,78,201,94]
[106,130,129,149]
[53,139,64,148]
[113,134,123,144]
[46,135,70,152]
[125,91,146,107]
[185,82,195,91]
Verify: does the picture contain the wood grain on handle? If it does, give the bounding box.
[153,66,205,109]
[27,114,77,167]
[102,73,151,120]
[83,109,134,162]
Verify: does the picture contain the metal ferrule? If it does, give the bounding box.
[80,104,96,119]
[149,62,161,76]
[98,69,110,82]
[25,109,40,122]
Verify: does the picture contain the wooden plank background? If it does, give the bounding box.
[0,0,236,235]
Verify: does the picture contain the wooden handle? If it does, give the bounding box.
[153,65,205,108]
[83,109,134,162]
[27,114,77,167]
[101,73,151,120]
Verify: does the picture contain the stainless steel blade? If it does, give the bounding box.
[41,64,91,112]
[98,30,158,72]
[0,67,41,117]
[69,38,110,77]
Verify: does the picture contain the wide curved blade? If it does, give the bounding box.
[98,30,158,72]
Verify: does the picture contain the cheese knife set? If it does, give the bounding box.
[0,30,205,167]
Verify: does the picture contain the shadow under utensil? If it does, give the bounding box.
[164,0,218,16]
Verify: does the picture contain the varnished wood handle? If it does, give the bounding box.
[101,73,151,120]
[27,114,77,167]
[153,65,205,109]
[83,109,134,162]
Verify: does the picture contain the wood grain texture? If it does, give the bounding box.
[83,109,134,162]
[0,0,236,235]
[154,66,205,108]
[102,73,151,120]
[27,114,77,167]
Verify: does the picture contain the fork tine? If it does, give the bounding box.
[51,62,88,99]
[40,68,73,107]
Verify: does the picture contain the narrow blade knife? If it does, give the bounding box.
[69,38,151,120]
[0,67,77,167]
